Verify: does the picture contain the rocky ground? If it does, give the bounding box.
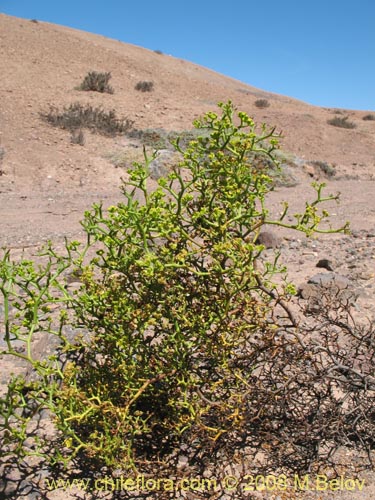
[1,177,375,500]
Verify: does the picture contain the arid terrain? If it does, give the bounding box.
[0,12,375,500]
[1,13,375,248]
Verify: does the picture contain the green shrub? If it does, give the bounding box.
[327,116,356,129]
[6,103,374,487]
[254,98,270,108]
[135,80,154,92]
[40,103,134,137]
[78,71,114,94]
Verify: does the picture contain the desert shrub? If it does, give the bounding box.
[154,49,163,55]
[6,103,375,493]
[167,128,209,149]
[254,98,270,108]
[70,129,85,145]
[78,71,114,94]
[40,103,134,137]
[127,127,205,151]
[363,113,375,121]
[327,116,356,129]
[127,127,169,149]
[135,80,154,92]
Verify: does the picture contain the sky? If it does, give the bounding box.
[1,0,374,110]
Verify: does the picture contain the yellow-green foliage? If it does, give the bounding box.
[1,103,350,475]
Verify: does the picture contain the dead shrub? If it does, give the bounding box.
[40,103,134,137]
[327,116,356,129]
[78,71,114,94]
[254,98,270,108]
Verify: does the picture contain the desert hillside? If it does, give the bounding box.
[1,12,375,195]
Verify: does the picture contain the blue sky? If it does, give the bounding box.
[1,0,374,110]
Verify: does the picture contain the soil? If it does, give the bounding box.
[0,12,375,500]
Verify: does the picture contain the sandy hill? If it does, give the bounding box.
[0,13,374,249]
[1,13,375,189]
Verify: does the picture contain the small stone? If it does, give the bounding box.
[316,258,334,271]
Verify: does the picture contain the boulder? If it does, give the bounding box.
[298,272,358,311]
[316,258,334,271]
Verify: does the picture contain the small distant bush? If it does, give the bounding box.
[40,103,134,137]
[0,146,4,176]
[363,114,375,121]
[327,116,356,129]
[70,129,85,146]
[154,49,163,55]
[78,71,114,94]
[128,128,168,149]
[310,160,336,178]
[135,81,154,92]
[254,98,270,109]
[30,19,38,23]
